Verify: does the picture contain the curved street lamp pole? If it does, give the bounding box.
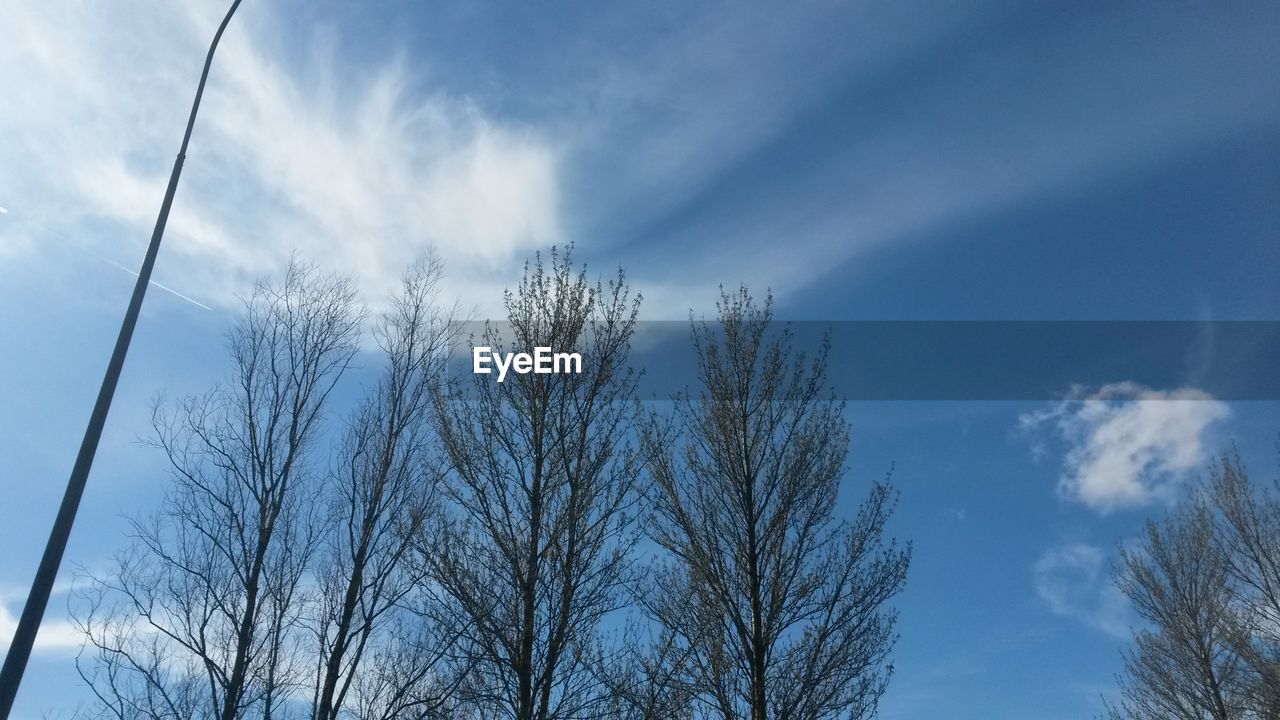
[0,2,242,716]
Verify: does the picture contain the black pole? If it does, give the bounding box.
[0,2,241,716]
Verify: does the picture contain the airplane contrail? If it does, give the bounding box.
[0,205,212,311]
[97,255,214,311]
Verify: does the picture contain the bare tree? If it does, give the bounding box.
[591,626,695,720]
[639,287,910,720]
[1109,501,1246,720]
[1211,450,1280,712]
[73,261,362,720]
[310,258,462,720]
[1106,449,1280,720]
[423,247,643,720]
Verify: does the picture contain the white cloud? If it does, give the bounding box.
[5,3,1275,321]
[0,599,82,656]
[0,1,560,312]
[1033,543,1130,638]
[1020,383,1229,513]
[568,4,1278,314]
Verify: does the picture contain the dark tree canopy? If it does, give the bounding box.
[423,247,644,720]
[636,287,910,720]
[1109,449,1280,720]
[75,261,363,720]
[67,256,912,720]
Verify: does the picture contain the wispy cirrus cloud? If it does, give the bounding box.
[4,2,1278,321]
[1033,543,1130,638]
[0,1,560,312]
[1020,383,1230,513]
[570,2,1280,315]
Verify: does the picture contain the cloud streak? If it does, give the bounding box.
[568,3,1280,314]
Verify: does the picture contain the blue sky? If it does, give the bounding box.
[1,1,1278,718]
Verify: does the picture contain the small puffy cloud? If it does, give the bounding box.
[1020,382,1229,513]
[1033,543,1130,638]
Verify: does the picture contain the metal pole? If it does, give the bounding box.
[0,2,241,715]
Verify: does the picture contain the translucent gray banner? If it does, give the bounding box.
[447,321,1280,400]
